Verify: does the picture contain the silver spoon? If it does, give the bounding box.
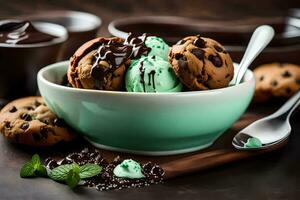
[233,90,300,150]
[234,25,275,85]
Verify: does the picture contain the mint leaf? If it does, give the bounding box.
[79,164,102,179]
[31,154,41,167]
[36,165,48,177]
[66,169,80,189]
[20,161,35,178]
[49,163,77,181]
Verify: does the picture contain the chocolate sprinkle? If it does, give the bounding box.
[44,148,164,191]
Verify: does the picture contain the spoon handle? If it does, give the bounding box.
[272,90,300,119]
[235,25,275,85]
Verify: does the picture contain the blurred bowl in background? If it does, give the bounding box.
[109,16,300,66]
[0,20,68,100]
[24,10,101,60]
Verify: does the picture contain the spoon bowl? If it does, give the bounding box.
[233,90,300,150]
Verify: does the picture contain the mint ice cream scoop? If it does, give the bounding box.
[113,159,145,179]
[145,36,170,60]
[125,55,182,92]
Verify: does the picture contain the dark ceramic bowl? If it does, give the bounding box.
[0,21,68,100]
[108,16,300,65]
[24,10,101,60]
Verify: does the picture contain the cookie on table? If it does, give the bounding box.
[0,96,75,146]
[254,63,300,102]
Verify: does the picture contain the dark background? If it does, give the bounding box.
[0,1,300,200]
[0,0,299,35]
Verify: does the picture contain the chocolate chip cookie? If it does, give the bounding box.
[254,63,300,102]
[68,37,129,91]
[169,35,234,90]
[0,97,75,146]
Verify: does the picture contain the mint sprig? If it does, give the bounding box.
[49,163,102,189]
[20,154,102,189]
[48,163,79,181]
[20,154,47,178]
[66,169,81,189]
[79,164,102,179]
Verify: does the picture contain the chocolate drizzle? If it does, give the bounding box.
[0,21,57,44]
[148,70,156,90]
[124,33,151,59]
[91,41,132,89]
[90,33,151,89]
[139,61,146,92]
[45,148,164,191]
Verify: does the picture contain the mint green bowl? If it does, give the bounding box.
[37,61,255,155]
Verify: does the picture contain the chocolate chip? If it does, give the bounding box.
[208,55,223,67]
[43,119,50,124]
[260,76,264,81]
[40,127,48,139]
[4,121,10,129]
[178,60,188,69]
[225,74,231,78]
[20,113,31,121]
[9,106,17,113]
[191,48,205,60]
[286,87,292,94]
[25,106,34,110]
[282,71,291,78]
[53,118,65,127]
[214,45,224,52]
[21,123,29,130]
[32,133,41,141]
[296,79,300,85]
[271,80,278,86]
[34,100,41,107]
[175,53,184,60]
[193,37,206,48]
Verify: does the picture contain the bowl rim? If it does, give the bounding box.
[38,61,255,97]
[108,15,300,50]
[0,20,68,48]
[25,10,102,32]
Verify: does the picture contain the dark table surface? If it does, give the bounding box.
[0,1,300,199]
[0,102,299,200]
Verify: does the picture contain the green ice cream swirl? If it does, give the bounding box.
[113,159,145,179]
[145,36,170,61]
[125,55,182,93]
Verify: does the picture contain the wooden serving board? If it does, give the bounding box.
[0,102,288,180]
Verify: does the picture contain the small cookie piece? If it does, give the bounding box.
[169,35,234,90]
[254,63,300,102]
[0,97,75,146]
